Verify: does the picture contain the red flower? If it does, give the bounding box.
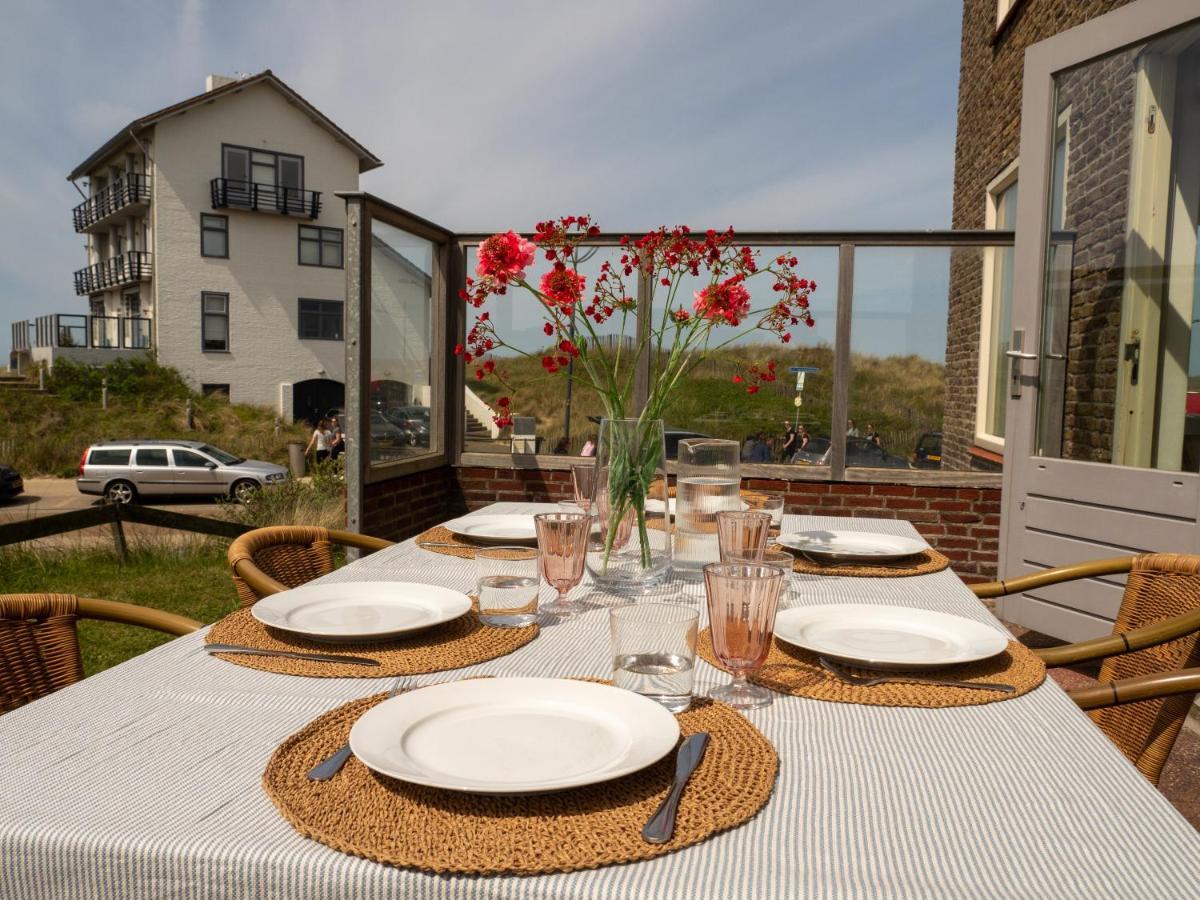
[747,385,760,395]
[453,343,464,356]
[541,355,559,373]
[732,375,743,384]
[474,368,485,381]
[497,396,511,408]
[673,308,691,324]
[539,266,586,312]
[476,231,536,283]
[692,275,752,326]
[494,414,513,429]
[558,339,579,358]
[543,322,554,336]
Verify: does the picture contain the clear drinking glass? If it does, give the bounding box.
[743,491,785,529]
[724,548,795,607]
[475,546,539,627]
[674,439,741,575]
[717,510,772,563]
[534,511,591,617]
[704,562,785,709]
[610,604,698,713]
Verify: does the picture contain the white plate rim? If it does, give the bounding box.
[442,514,538,542]
[773,603,1009,669]
[775,529,929,561]
[250,580,472,642]
[348,677,681,794]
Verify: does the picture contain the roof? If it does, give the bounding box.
[89,440,207,448]
[67,70,383,181]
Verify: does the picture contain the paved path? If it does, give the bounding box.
[0,478,230,549]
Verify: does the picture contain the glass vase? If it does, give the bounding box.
[672,438,742,576]
[585,418,672,595]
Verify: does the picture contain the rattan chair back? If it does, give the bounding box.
[227,526,393,607]
[0,593,85,714]
[1091,553,1200,783]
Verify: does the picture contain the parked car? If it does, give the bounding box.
[664,428,713,460]
[369,411,409,447]
[804,437,910,469]
[912,431,943,469]
[791,436,831,465]
[383,405,431,447]
[0,464,23,501]
[76,440,288,504]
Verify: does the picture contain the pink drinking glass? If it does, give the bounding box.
[571,463,597,512]
[704,562,785,709]
[534,511,591,617]
[716,510,772,563]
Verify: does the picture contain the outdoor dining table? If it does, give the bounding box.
[2,502,1199,899]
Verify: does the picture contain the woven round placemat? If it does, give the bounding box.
[262,691,777,875]
[786,548,951,578]
[697,629,1044,708]
[205,605,537,678]
[415,524,539,560]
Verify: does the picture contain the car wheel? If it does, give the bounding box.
[232,479,260,504]
[104,480,137,505]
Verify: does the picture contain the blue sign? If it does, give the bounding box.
[788,366,821,373]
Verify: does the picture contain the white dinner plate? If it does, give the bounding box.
[250,581,472,643]
[774,604,1009,669]
[443,514,538,543]
[644,497,748,517]
[775,529,928,561]
[349,677,681,794]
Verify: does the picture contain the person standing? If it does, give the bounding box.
[847,418,861,438]
[305,418,332,463]
[580,435,597,457]
[865,423,881,446]
[749,431,771,463]
[781,423,797,461]
[797,424,810,451]
[328,416,344,460]
[741,433,759,462]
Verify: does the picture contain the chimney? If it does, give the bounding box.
[205,74,237,92]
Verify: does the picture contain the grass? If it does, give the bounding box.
[0,541,238,676]
[219,458,347,529]
[471,341,944,454]
[0,357,310,476]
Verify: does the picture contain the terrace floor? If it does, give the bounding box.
[1008,624,1200,830]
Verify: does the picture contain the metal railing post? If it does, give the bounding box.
[830,243,855,481]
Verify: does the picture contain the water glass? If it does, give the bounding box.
[534,511,591,617]
[674,438,741,574]
[610,604,698,713]
[474,546,539,627]
[724,548,795,606]
[743,491,785,529]
[571,463,597,511]
[704,562,785,709]
[716,510,772,562]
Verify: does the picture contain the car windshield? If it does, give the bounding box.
[199,444,243,465]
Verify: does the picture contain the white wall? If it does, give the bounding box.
[150,82,360,410]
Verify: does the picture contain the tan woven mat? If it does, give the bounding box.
[262,691,778,875]
[697,629,1044,708]
[206,606,537,678]
[413,525,537,560]
[786,548,951,578]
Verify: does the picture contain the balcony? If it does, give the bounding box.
[72,174,151,233]
[9,313,152,370]
[210,177,321,219]
[73,251,152,296]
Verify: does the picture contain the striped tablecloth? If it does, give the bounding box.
[2,504,1198,899]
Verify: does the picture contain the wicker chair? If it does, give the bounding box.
[972,553,1200,784]
[0,593,201,714]
[227,525,394,607]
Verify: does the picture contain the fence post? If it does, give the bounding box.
[101,378,108,411]
[186,398,194,430]
[110,503,129,562]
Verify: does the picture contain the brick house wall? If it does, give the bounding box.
[365,467,1002,582]
[942,0,1134,471]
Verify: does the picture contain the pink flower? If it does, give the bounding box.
[476,231,536,283]
[692,276,752,326]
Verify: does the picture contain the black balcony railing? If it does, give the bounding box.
[72,174,151,232]
[73,251,152,296]
[210,177,321,218]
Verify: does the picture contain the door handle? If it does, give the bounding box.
[1044,352,1066,360]
[1006,329,1036,399]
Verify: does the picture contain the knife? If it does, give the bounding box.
[204,643,381,667]
[642,732,711,844]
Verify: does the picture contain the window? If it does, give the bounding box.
[172,449,211,468]
[222,145,303,188]
[88,448,130,466]
[201,383,230,398]
[202,292,229,352]
[299,226,343,268]
[135,448,168,467]
[201,214,228,258]
[299,299,344,341]
[996,0,1017,28]
[976,161,1019,450]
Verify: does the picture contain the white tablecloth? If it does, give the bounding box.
[2,504,1198,899]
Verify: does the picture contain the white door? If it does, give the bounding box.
[1001,0,1200,641]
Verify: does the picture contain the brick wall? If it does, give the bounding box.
[361,465,464,542]
[452,467,1002,581]
[942,0,1133,471]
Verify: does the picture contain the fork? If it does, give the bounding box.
[307,678,408,781]
[819,657,1015,693]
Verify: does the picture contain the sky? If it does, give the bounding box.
[0,0,964,356]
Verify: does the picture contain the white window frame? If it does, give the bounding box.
[975,159,1020,453]
[997,0,1018,29]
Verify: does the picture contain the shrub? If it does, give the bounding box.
[222,458,346,529]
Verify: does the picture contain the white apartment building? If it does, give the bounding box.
[29,70,382,422]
